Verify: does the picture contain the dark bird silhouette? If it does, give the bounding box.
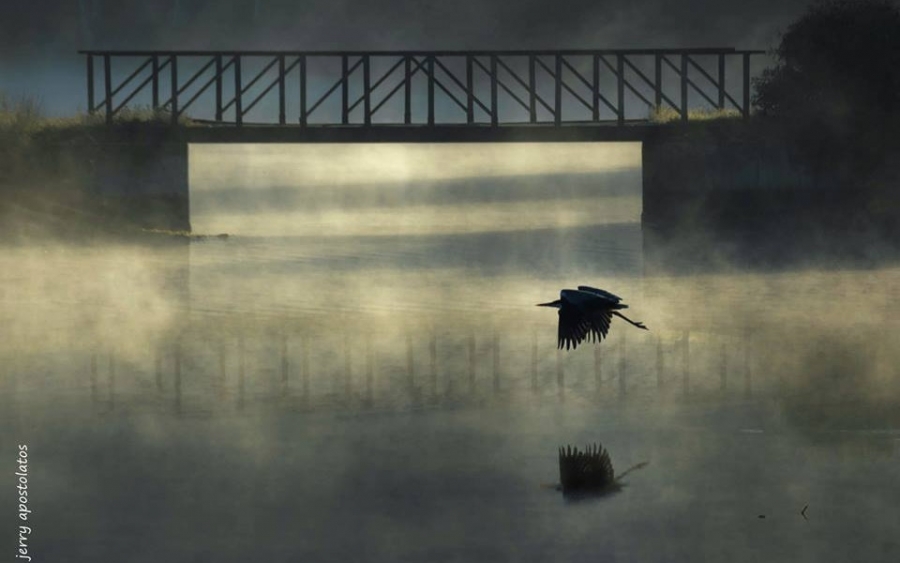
[537,285,648,349]
[551,442,650,496]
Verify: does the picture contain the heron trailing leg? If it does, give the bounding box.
[612,311,648,330]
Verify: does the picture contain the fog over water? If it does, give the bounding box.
[1,142,898,562]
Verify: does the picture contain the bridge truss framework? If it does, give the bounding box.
[80,49,765,129]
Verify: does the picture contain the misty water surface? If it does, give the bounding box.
[1,143,898,562]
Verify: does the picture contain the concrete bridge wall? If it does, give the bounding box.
[92,140,190,232]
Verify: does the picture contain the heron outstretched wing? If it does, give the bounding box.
[589,309,612,342]
[557,306,613,350]
[576,285,622,304]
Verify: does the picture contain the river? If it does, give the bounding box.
[1,142,897,562]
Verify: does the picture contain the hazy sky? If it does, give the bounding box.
[0,0,816,114]
[3,0,811,55]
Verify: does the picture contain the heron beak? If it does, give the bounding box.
[536,300,561,308]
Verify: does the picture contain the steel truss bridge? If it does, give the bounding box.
[79,49,764,141]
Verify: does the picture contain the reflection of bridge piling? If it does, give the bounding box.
[468,334,476,395]
[682,330,690,397]
[405,333,413,393]
[217,343,226,400]
[344,336,353,400]
[720,342,728,392]
[365,334,374,405]
[108,353,116,410]
[1,360,15,415]
[656,336,663,389]
[281,332,289,398]
[155,350,164,394]
[618,331,627,397]
[174,341,182,414]
[238,333,246,410]
[744,331,753,398]
[429,332,438,398]
[74,319,783,415]
[492,332,500,394]
[90,353,98,405]
[301,336,310,405]
[556,349,564,399]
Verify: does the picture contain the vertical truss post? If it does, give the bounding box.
[278,54,286,125]
[363,54,371,126]
[490,55,498,127]
[152,55,159,109]
[169,55,178,125]
[427,55,435,126]
[404,55,412,124]
[681,53,689,122]
[103,54,112,124]
[742,52,751,118]
[299,54,307,126]
[86,54,95,115]
[554,54,562,126]
[592,53,600,122]
[234,55,242,126]
[717,53,726,109]
[466,55,474,124]
[341,55,349,125]
[616,53,624,125]
[654,53,662,109]
[529,55,537,123]
[215,55,223,121]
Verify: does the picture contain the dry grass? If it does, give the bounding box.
[0,90,192,189]
[0,91,191,134]
[649,105,743,123]
[0,93,44,130]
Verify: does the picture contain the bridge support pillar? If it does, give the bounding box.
[91,137,190,233]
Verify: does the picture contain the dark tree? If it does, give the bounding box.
[753,0,900,123]
[753,0,900,190]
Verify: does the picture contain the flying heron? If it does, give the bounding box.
[537,285,648,350]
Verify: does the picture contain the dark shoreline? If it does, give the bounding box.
[2,118,898,274]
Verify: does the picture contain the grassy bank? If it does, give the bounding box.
[0,93,192,241]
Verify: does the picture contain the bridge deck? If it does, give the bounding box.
[183,122,655,143]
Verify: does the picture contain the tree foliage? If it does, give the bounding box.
[753,0,900,123]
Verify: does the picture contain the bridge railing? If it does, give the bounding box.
[78,49,765,127]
